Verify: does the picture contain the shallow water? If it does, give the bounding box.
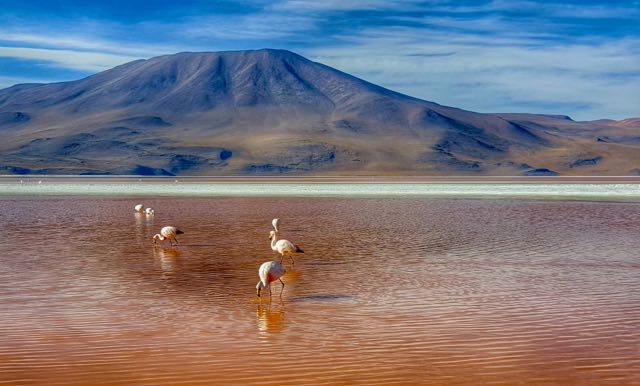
[0,196,639,385]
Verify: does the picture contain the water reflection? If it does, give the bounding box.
[153,246,181,273]
[257,303,285,334]
[282,268,301,284]
[134,211,144,227]
[153,246,182,259]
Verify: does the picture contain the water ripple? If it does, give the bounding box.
[0,197,639,385]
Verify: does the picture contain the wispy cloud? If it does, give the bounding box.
[271,0,429,11]
[0,46,140,72]
[424,0,640,19]
[0,32,166,57]
[309,15,640,120]
[177,12,318,41]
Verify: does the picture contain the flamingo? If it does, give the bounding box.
[272,218,280,233]
[134,204,145,213]
[256,261,286,298]
[153,226,184,246]
[145,207,155,215]
[269,230,303,265]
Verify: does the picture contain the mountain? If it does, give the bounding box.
[0,48,638,176]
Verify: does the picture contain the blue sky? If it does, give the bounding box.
[0,0,638,120]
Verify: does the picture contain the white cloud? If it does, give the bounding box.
[0,46,139,72]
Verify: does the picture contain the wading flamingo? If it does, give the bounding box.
[269,230,303,265]
[145,207,155,215]
[153,226,184,246]
[256,261,286,298]
[134,204,145,213]
[272,218,280,233]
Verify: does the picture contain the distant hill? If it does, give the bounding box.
[0,49,638,175]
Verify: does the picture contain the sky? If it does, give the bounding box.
[0,0,638,120]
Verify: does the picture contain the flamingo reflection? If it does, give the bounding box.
[257,303,285,333]
[153,246,181,273]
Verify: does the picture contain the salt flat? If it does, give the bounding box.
[2,177,640,201]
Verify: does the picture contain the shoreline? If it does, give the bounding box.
[1,178,639,203]
[2,175,640,184]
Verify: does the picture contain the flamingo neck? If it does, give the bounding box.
[153,234,165,241]
[270,234,278,250]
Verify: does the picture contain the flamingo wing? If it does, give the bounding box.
[276,239,295,253]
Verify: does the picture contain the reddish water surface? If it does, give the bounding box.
[0,196,639,385]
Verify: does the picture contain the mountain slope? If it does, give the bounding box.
[0,49,638,175]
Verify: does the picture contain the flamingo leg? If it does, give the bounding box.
[289,255,295,266]
[279,279,285,297]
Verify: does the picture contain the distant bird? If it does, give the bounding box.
[145,207,155,215]
[269,230,303,265]
[134,204,145,213]
[256,261,286,298]
[272,218,280,233]
[153,226,184,246]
